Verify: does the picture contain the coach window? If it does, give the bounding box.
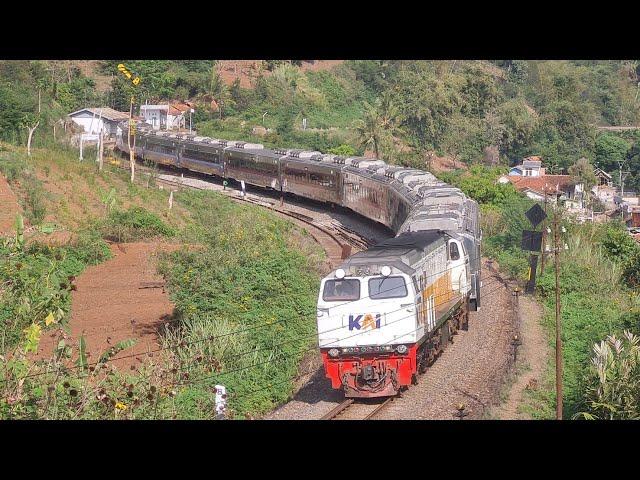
[449,241,460,261]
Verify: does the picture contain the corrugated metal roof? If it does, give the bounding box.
[522,160,542,168]
[68,107,130,122]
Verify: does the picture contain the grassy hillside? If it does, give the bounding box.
[0,144,324,419]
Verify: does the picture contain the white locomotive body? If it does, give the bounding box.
[318,231,471,397]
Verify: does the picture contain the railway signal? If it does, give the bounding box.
[521,190,565,419]
[521,230,543,252]
[525,255,538,294]
[520,202,548,292]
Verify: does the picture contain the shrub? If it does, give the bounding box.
[158,190,322,418]
[622,250,640,288]
[0,233,111,349]
[575,331,640,420]
[100,206,175,242]
[327,144,356,156]
[601,223,639,263]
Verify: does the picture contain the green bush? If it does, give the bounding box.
[602,223,640,263]
[157,190,323,418]
[327,144,356,156]
[0,151,27,181]
[0,232,111,349]
[576,331,640,420]
[100,206,175,242]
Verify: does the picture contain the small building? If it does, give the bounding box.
[508,156,545,177]
[67,107,130,138]
[630,206,640,228]
[593,167,613,187]
[593,184,618,210]
[140,102,194,131]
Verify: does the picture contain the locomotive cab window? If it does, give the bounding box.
[368,276,408,299]
[322,279,360,302]
[449,241,460,261]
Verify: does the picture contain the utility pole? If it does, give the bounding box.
[540,184,548,273]
[96,109,103,170]
[117,64,141,183]
[128,96,135,183]
[552,190,564,420]
[98,127,104,171]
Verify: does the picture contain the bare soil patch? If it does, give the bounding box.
[429,154,469,173]
[217,60,345,88]
[0,173,21,235]
[37,241,183,370]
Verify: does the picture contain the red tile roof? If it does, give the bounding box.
[171,103,192,112]
[508,175,577,195]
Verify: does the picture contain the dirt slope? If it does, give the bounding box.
[217,60,345,88]
[37,242,180,370]
[0,174,21,235]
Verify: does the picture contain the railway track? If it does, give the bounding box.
[320,397,395,420]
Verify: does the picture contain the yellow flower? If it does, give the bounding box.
[115,401,127,411]
[45,312,56,326]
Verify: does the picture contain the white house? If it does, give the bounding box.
[140,103,193,131]
[508,156,545,177]
[67,107,130,138]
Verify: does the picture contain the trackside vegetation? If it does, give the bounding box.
[157,191,325,418]
[443,165,640,419]
[3,59,640,419]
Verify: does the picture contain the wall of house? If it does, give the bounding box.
[69,112,119,137]
[167,114,185,130]
[142,109,167,130]
[524,191,544,202]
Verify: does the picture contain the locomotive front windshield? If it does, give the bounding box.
[368,276,408,299]
[322,279,360,301]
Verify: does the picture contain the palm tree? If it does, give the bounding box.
[355,102,385,159]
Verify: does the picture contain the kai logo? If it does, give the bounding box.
[348,313,381,331]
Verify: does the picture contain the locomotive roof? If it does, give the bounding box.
[339,231,446,274]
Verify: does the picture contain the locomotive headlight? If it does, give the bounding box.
[328,348,339,358]
[380,265,391,277]
[335,268,346,279]
[396,344,408,354]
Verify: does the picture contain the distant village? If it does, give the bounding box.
[63,103,640,237]
[498,156,640,234]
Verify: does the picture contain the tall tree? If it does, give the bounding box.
[568,157,597,207]
[355,102,385,159]
[24,88,41,157]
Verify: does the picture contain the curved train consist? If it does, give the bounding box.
[116,122,482,398]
